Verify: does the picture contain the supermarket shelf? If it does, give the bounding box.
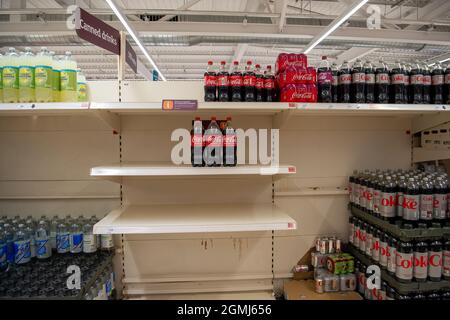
[412,147,450,163]
[350,204,450,241]
[90,163,297,179]
[0,102,89,115]
[275,187,349,197]
[93,204,297,234]
[348,244,450,294]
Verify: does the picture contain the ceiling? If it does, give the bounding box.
[0,0,449,80]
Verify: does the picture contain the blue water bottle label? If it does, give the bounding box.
[0,244,6,264]
[57,233,70,253]
[14,240,31,264]
[36,238,49,257]
[6,240,14,263]
[70,233,83,253]
[106,279,112,296]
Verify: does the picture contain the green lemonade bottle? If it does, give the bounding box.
[19,47,35,103]
[3,48,20,103]
[35,47,53,102]
[50,52,61,102]
[77,68,88,102]
[60,51,78,102]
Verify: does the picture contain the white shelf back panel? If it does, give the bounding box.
[121,80,203,102]
[88,80,120,102]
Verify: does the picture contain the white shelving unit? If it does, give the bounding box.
[0,102,90,116]
[90,163,297,178]
[94,204,297,234]
[413,147,450,163]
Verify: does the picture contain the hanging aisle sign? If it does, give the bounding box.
[125,41,137,73]
[75,7,120,55]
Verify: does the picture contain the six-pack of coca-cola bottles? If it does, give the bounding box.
[349,169,450,228]
[191,116,237,167]
[349,216,450,284]
[204,60,276,102]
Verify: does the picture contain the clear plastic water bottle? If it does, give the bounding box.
[82,219,97,254]
[50,215,58,251]
[90,215,101,250]
[0,225,7,271]
[56,220,70,254]
[35,220,52,259]
[24,221,36,259]
[14,224,31,265]
[3,223,15,264]
[69,219,83,254]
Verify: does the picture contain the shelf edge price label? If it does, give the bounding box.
[162,100,198,111]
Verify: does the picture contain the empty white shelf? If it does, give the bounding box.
[413,147,450,163]
[90,163,296,178]
[0,102,89,115]
[93,204,297,234]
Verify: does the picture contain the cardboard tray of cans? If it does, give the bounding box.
[0,252,113,300]
[348,244,450,294]
[350,204,450,241]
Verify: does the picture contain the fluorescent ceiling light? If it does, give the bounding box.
[428,57,450,67]
[106,0,167,81]
[303,0,369,54]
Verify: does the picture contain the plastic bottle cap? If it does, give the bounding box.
[207,61,213,65]
[322,56,327,60]
[255,64,260,68]
[247,60,252,65]
[233,61,239,65]
[211,117,216,120]
[195,117,201,120]
[220,61,226,65]
[226,117,232,121]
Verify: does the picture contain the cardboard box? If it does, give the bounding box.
[292,247,315,280]
[284,280,363,300]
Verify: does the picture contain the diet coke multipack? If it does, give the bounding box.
[349,216,450,285]
[191,116,237,167]
[203,60,277,102]
[275,53,318,103]
[349,168,450,228]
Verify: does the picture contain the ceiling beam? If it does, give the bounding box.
[335,47,377,64]
[274,0,288,32]
[158,0,203,22]
[403,0,450,31]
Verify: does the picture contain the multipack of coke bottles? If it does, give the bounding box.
[204,61,276,102]
[349,217,450,284]
[349,168,450,228]
[355,259,450,300]
[275,53,318,103]
[191,116,237,167]
[318,57,450,104]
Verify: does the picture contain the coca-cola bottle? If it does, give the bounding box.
[365,225,373,257]
[410,61,423,104]
[317,56,332,103]
[353,218,360,249]
[243,60,256,102]
[203,117,223,167]
[254,64,264,102]
[445,64,450,104]
[372,228,380,263]
[351,59,365,103]
[264,65,276,102]
[338,60,351,103]
[191,117,204,167]
[395,239,414,283]
[366,173,375,214]
[433,176,447,225]
[379,232,388,269]
[380,176,397,223]
[431,62,445,104]
[359,222,367,253]
[223,117,236,167]
[403,63,411,104]
[230,61,243,102]
[422,63,432,104]
[217,61,229,102]
[402,177,420,227]
[348,216,355,244]
[390,61,404,104]
[375,60,390,103]
[204,60,217,102]
[429,240,443,282]
[412,292,426,300]
[443,239,450,281]
[364,61,375,103]
[387,235,397,276]
[373,174,383,217]
[419,177,434,226]
[426,291,441,300]
[413,240,428,282]
[331,63,339,103]
[397,175,407,219]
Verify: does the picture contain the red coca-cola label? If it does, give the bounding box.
[352,72,365,83]
[276,53,307,73]
[365,74,375,84]
[243,75,256,86]
[432,75,444,85]
[396,252,413,280]
[191,134,203,147]
[391,74,404,84]
[423,75,432,85]
[204,134,223,147]
[410,74,423,85]
[404,75,410,85]
[279,67,316,86]
[255,77,264,89]
[280,84,317,102]
[376,73,390,84]
[339,74,351,84]
[264,79,275,89]
[217,75,229,87]
[445,74,450,84]
[229,75,243,87]
[204,75,217,86]
[224,135,236,147]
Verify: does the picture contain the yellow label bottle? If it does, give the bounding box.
[35,47,53,103]
[60,51,77,102]
[19,47,35,103]
[3,48,19,103]
[51,53,61,102]
[0,53,3,102]
[77,69,88,102]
